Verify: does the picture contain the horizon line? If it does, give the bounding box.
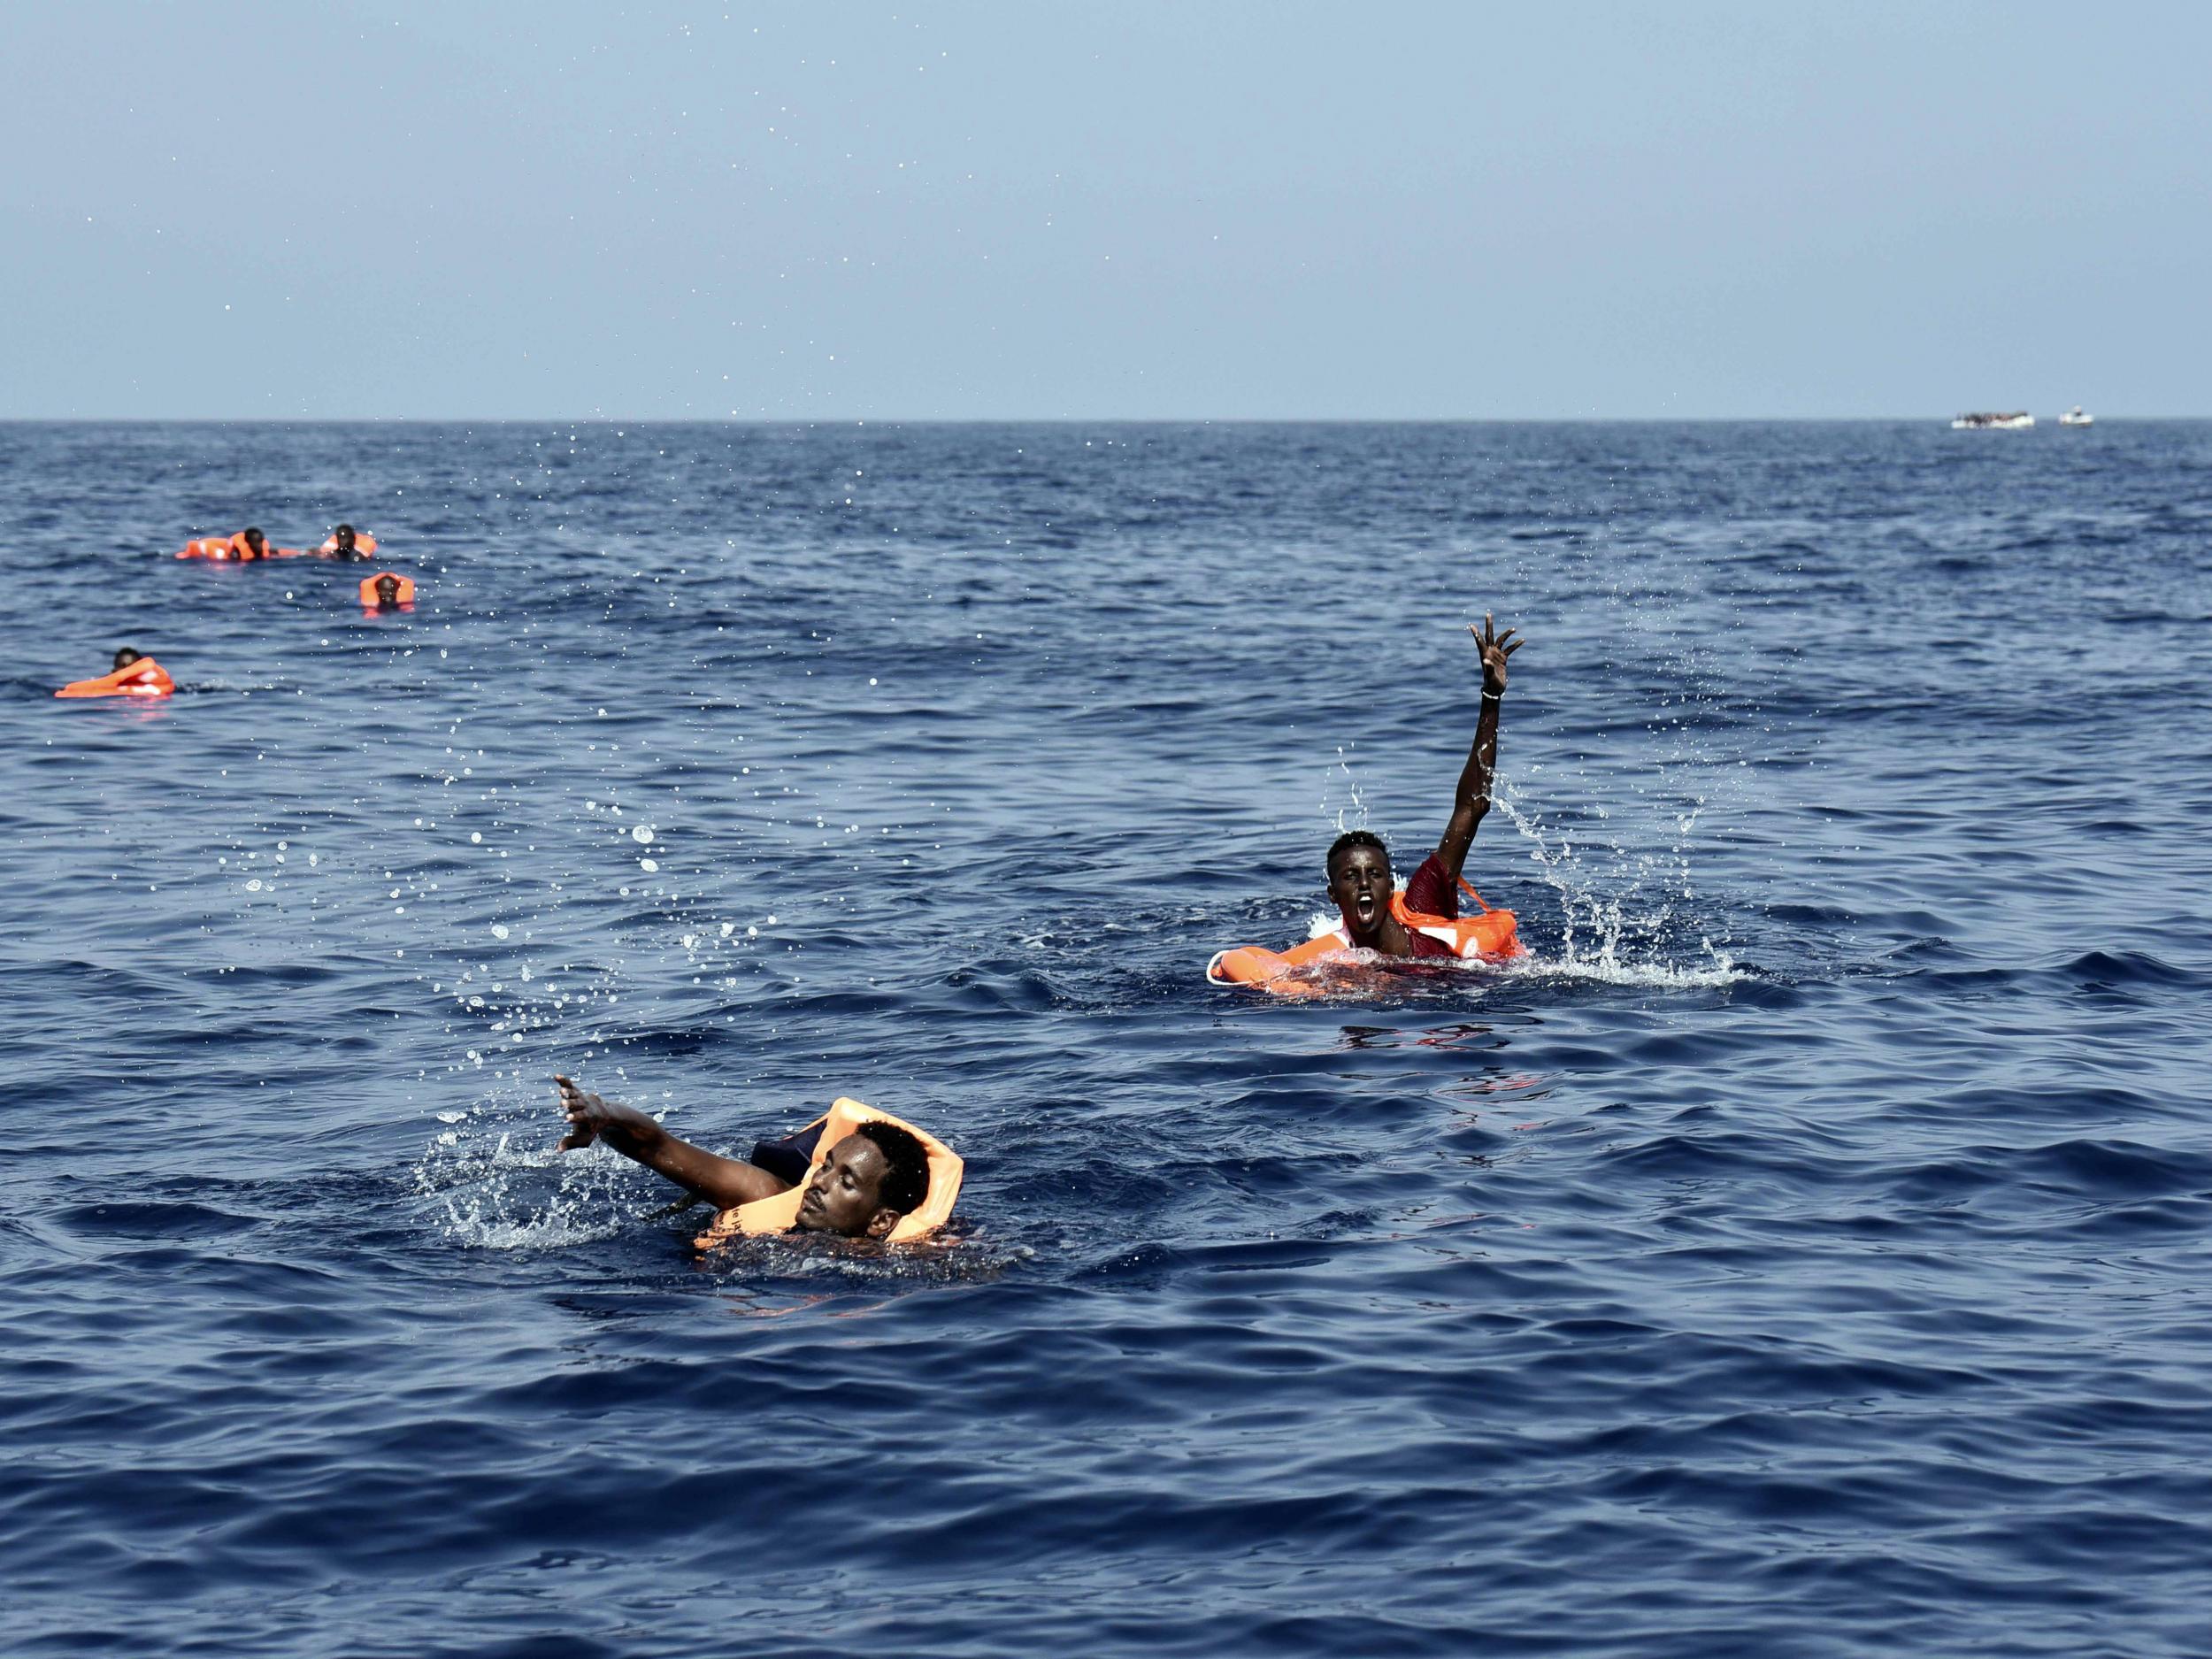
[0,412,2189,426]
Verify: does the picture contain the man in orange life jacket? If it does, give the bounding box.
[553,1074,929,1240]
[1325,615,1523,957]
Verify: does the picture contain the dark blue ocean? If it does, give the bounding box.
[5,420,2209,1657]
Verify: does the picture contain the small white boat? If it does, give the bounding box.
[2059,405,2093,426]
[1952,411,2035,430]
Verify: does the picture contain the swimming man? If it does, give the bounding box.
[1323,615,1523,956]
[554,1074,932,1240]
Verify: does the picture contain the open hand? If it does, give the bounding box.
[556,1073,618,1150]
[1472,614,1523,697]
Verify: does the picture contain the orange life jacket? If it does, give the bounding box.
[319,532,378,556]
[359,572,415,606]
[56,657,175,699]
[693,1099,963,1248]
[1379,881,1522,959]
[1208,876,1522,990]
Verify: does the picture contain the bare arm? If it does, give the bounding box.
[1433,615,1523,883]
[554,1074,789,1210]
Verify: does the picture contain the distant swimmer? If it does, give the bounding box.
[360,572,414,609]
[176,526,300,561]
[56,646,175,699]
[554,1074,961,1243]
[1207,617,1526,988]
[318,524,377,559]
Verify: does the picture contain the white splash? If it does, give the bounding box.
[415,1118,639,1250]
[1325,744,1370,834]
[1494,790,1740,984]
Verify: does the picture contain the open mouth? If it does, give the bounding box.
[1354,892,1379,922]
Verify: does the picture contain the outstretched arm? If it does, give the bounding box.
[1432,615,1524,883]
[554,1074,789,1210]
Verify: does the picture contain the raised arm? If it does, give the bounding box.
[1432,615,1523,883]
[554,1074,789,1210]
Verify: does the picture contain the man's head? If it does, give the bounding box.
[1326,829,1394,946]
[112,647,142,671]
[241,527,266,557]
[373,573,403,606]
[794,1120,931,1240]
[332,524,358,556]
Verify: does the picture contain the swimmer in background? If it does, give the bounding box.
[320,524,373,560]
[1323,615,1523,957]
[177,527,302,559]
[554,1074,931,1240]
[56,645,176,697]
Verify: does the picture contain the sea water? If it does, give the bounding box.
[4,420,2208,1656]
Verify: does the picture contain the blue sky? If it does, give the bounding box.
[4,2,2203,418]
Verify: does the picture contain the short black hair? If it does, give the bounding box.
[242,526,264,541]
[1326,829,1388,872]
[854,1120,930,1216]
[113,647,142,668]
[334,523,355,536]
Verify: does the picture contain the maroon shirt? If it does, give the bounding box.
[1393,852,1459,959]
